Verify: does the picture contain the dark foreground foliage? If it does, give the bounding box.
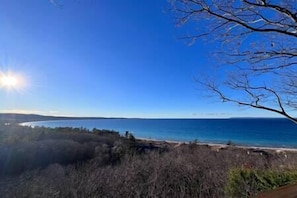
[1,124,297,197]
[0,124,124,176]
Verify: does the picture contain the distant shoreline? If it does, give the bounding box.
[0,113,116,124]
[0,113,291,123]
[3,113,297,151]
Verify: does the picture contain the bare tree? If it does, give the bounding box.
[170,0,297,123]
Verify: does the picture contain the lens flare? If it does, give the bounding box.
[1,75,18,87]
[0,72,25,91]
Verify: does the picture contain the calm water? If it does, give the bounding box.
[22,118,297,148]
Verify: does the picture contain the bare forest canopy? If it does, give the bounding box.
[1,123,297,197]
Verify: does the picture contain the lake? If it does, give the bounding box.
[21,118,297,148]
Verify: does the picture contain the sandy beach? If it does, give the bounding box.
[137,137,297,152]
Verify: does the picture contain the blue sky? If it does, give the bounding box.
[0,0,280,118]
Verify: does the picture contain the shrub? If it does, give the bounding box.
[225,168,297,198]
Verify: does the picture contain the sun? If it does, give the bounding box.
[0,73,23,90]
[1,75,18,87]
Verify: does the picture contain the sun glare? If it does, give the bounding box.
[1,76,18,87]
[0,72,24,90]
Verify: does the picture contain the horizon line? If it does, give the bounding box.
[0,112,290,120]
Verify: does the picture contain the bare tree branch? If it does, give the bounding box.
[171,0,297,123]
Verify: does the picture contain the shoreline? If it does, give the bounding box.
[16,120,297,152]
[137,137,297,152]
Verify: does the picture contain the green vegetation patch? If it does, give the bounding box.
[225,168,297,198]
